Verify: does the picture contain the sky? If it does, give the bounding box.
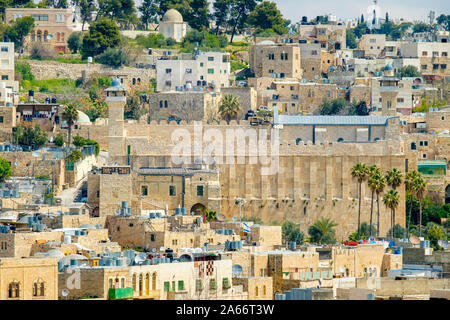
[275,0,450,23]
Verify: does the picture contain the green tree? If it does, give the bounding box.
[351,163,369,237]
[81,18,121,59]
[205,209,217,222]
[308,218,337,244]
[414,176,427,237]
[54,134,64,147]
[385,168,403,233]
[67,31,83,53]
[385,12,389,23]
[187,0,209,30]
[387,224,405,239]
[67,149,84,162]
[0,156,12,183]
[96,0,136,28]
[213,0,232,35]
[367,165,381,237]
[15,61,34,81]
[247,1,287,35]
[228,0,261,43]
[13,125,48,149]
[139,0,159,29]
[97,47,128,68]
[79,0,96,31]
[62,104,79,146]
[282,220,303,244]
[413,22,430,34]
[405,170,419,238]
[425,223,446,250]
[3,16,35,50]
[397,65,421,78]
[346,29,357,49]
[218,94,241,122]
[383,189,400,238]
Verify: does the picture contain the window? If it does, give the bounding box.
[268,53,275,60]
[441,64,447,69]
[200,62,204,67]
[442,52,448,57]
[424,141,428,146]
[423,153,427,159]
[165,68,172,73]
[263,285,267,295]
[172,239,178,245]
[31,14,48,21]
[422,51,428,56]
[290,86,294,91]
[311,50,318,55]
[337,138,344,142]
[178,281,184,291]
[169,186,176,196]
[164,282,170,292]
[196,279,203,291]
[171,281,175,291]
[8,281,20,298]
[186,68,192,74]
[1,46,8,52]
[0,116,3,123]
[160,101,163,108]
[207,68,214,74]
[197,185,204,196]
[222,278,230,289]
[255,286,259,297]
[208,56,214,61]
[209,279,217,290]
[410,142,416,150]
[96,191,100,198]
[296,138,302,145]
[280,53,288,60]
[150,234,155,242]
[2,75,8,80]
[370,39,376,43]
[141,185,148,196]
[433,64,439,70]
[422,65,427,70]
[442,116,445,121]
[164,100,168,108]
[432,51,439,57]
[397,98,404,103]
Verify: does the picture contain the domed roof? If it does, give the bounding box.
[384,64,394,71]
[111,77,121,87]
[162,9,183,23]
[76,110,90,124]
[256,40,276,46]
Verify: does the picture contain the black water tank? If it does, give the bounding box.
[51,97,57,104]
[28,90,34,97]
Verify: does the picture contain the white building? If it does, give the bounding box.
[156,51,231,92]
[0,42,19,91]
[159,9,187,43]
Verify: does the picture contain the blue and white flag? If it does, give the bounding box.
[242,222,251,233]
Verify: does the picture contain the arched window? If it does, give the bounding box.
[139,274,143,296]
[44,30,48,42]
[31,32,36,42]
[37,30,42,42]
[159,101,163,108]
[115,277,120,288]
[121,278,125,288]
[146,274,150,295]
[152,272,157,290]
[109,278,113,288]
[263,285,267,296]
[40,282,45,296]
[411,142,417,150]
[132,274,137,291]
[337,138,344,142]
[296,138,302,145]
[8,281,20,298]
[56,32,60,42]
[61,33,65,42]
[255,286,259,297]
[32,279,45,296]
[164,100,168,108]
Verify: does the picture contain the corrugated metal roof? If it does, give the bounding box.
[276,115,398,126]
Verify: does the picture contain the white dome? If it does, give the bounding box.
[162,9,183,23]
[256,40,276,46]
[76,110,90,124]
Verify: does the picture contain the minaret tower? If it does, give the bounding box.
[106,77,127,164]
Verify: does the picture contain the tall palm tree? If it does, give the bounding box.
[385,168,403,234]
[383,189,400,238]
[62,104,79,146]
[414,176,427,237]
[308,218,338,244]
[351,163,369,237]
[218,94,241,122]
[367,166,381,238]
[374,175,386,238]
[405,170,419,239]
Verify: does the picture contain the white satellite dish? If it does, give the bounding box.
[47,34,53,40]
[152,248,156,253]
[160,247,165,252]
[61,289,69,297]
[232,216,237,222]
[134,252,147,264]
[438,239,448,250]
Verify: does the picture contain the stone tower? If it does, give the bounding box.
[106,77,127,164]
[379,64,399,116]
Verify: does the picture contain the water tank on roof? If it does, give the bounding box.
[122,201,128,208]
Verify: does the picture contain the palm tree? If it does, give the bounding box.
[414,176,427,237]
[205,210,218,222]
[218,94,241,122]
[351,163,369,237]
[405,170,419,239]
[367,167,381,238]
[383,189,400,238]
[385,168,403,234]
[62,104,79,146]
[374,175,386,238]
[308,218,338,244]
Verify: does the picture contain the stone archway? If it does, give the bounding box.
[446,185,450,204]
[190,203,206,215]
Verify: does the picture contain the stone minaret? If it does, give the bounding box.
[379,64,399,116]
[106,77,127,165]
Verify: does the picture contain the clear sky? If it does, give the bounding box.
[275,0,450,23]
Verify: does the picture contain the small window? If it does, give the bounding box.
[178,281,184,291]
[337,138,344,142]
[197,185,204,196]
[410,142,416,150]
[165,68,172,73]
[1,46,8,52]
[141,185,148,196]
[207,68,214,74]
[150,234,155,242]
[0,116,3,123]
[186,68,192,74]
[169,186,176,196]
[164,282,170,292]
[200,62,204,67]
[1,75,8,80]
[164,100,168,108]
[129,223,134,227]
[423,153,427,159]
[208,57,214,61]
[442,116,445,121]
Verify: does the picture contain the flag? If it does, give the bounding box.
[242,222,251,233]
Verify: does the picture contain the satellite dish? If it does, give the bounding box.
[134,252,147,264]
[438,239,448,250]
[232,264,243,276]
[179,254,193,262]
[152,248,156,253]
[47,34,53,40]
[232,216,237,222]
[61,289,69,297]
[217,214,226,222]
[160,247,165,252]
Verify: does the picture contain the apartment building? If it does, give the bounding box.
[297,24,347,51]
[299,43,322,81]
[5,8,82,53]
[0,42,19,91]
[249,41,302,79]
[156,51,231,92]
[358,34,386,58]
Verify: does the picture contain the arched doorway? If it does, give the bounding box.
[190,203,206,215]
[446,185,450,204]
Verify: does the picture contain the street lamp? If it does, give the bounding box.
[234,197,246,222]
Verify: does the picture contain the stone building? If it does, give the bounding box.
[378,64,400,116]
[299,43,323,81]
[358,34,386,58]
[0,42,19,91]
[232,276,273,300]
[5,8,83,53]
[297,24,347,51]
[156,51,231,92]
[158,9,188,43]
[0,257,58,300]
[249,41,302,80]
